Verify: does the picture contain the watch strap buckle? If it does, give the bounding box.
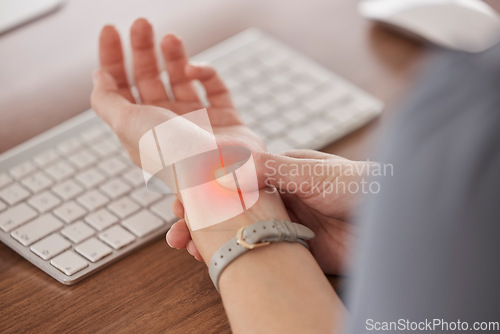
[236,226,271,249]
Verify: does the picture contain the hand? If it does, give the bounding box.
[92,18,286,262]
[169,149,375,275]
[91,18,265,169]
[253,150,373,275]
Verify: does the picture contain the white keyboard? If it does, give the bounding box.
[0,28,382,285]
[195,29,383,152]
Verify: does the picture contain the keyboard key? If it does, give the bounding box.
[108,133,121,145]
[61,221,95,243]
[31,234,71,260]
[80,126,106,143]
[130,187,162,207]
[0,183,30,205]
[260,117,288,137]
[85,208,118,231]
[288,126,317,148]
[273,90,295,106]
[57,137,83,155]
[45,161,76,181]
[307,66,332,84]
[150,196,177,222]
[21,171,53,193]
[107,197,140,219]
[309,117,335,136]
[99,178,131,199]
[28,191,61,213]
[10,161,36,179]
[98,157,127,177]
[53,201,86,223]
[266,138,295,153]
[122,168,144,187]
[11,214,63,246]
[294,78,315,95]
[99,225,135,249]
[0,200,6,212]
[68,150,98,169]
[75,237,112,262]
[304,88,347,111]
[261,50,287,67]
[91,138,118,157]
[51,179,84,200]
[248,82,270,97]
[0,172,13,189]
[330,105,356,124]
[117,150,129,160]
[77,189,109,211]
[50,250,88,275]
[232,93,251,109]
[286,106,308,124]
[239,110,258,126]
[75,168,106,189]
[222,75,240,91]
[33,149,59,167]
[252,126,270,141]
[241,66,259,80]
[0,203,37,232]
[122,210,163,237]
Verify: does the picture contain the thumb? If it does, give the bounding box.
[91,70,133,126]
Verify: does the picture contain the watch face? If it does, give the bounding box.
[139,108,259,230]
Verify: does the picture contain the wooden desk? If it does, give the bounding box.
[0,0,447,332]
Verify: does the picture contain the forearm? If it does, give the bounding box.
[218,242,346,334]
[190,190,346,333]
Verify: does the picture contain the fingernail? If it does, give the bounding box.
[166,230,175,248]
[187,240,195,255]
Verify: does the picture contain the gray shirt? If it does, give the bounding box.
[347,45,500,333]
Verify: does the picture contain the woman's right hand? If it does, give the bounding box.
[168,149,377,275]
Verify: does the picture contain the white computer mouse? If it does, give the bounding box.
[359,0,500,53]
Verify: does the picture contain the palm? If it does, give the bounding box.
[93,19,265,165]
[163,101,264,151]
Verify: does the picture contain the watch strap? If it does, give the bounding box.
[208,220,315,291]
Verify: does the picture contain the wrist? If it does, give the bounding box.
[208,220,315,291]
[190,187,290,264]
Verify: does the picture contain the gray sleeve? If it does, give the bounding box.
[345,45,500,334]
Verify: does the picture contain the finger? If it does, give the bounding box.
[219,150,339,191]
[281,149,333,160]
[130,18,169,105]
[283,150,350,162]
[253,151,331,190]
[99,25,134,102]
[91,70,133,128]
[166,219,191,249]
[161,34,199,102]
[186,62,234,108]
[187,240,203,262]
[172,199,184,218]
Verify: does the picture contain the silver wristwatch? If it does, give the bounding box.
[208,220,315,291]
